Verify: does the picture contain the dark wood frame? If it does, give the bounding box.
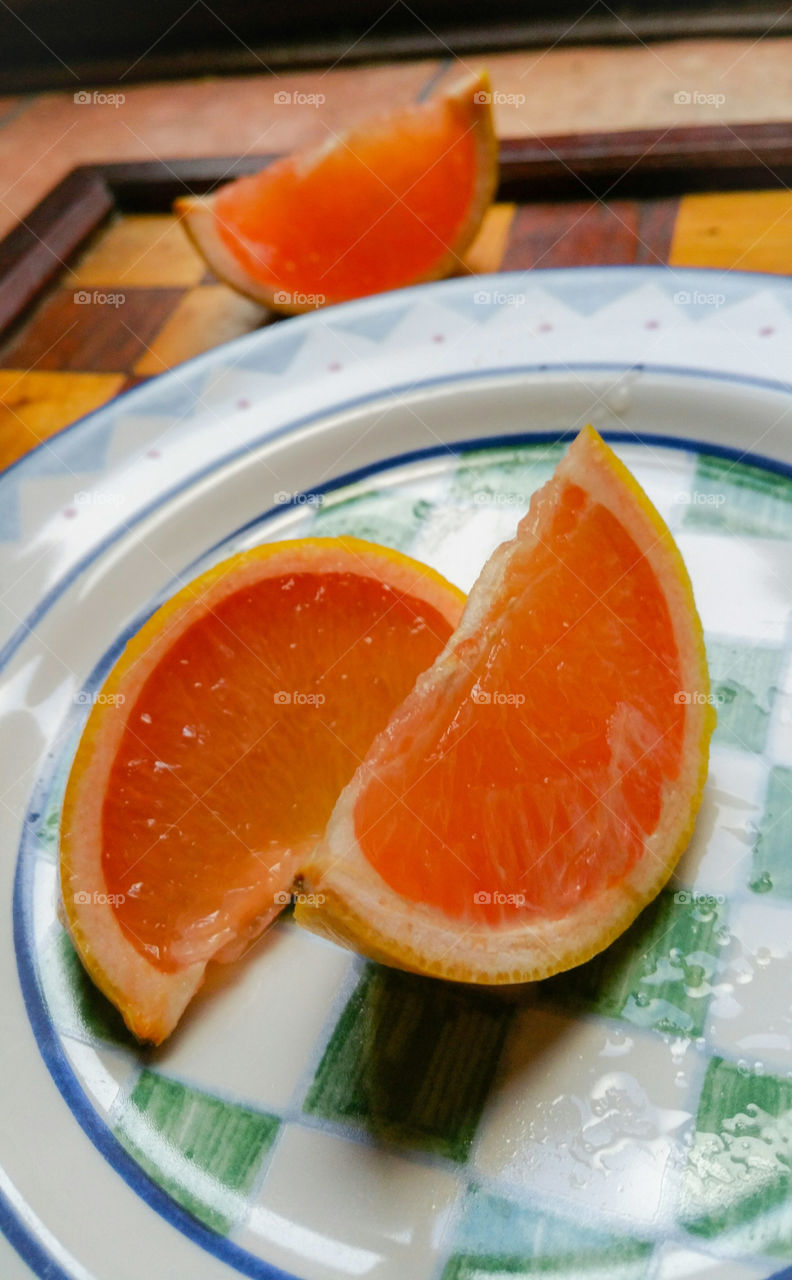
[1,121,791,337]
[2,4,791,92]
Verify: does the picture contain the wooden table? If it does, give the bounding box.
[1,42,791,470]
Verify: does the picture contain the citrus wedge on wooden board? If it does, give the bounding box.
[175,69,498,314]
[295,428,715,983]
[60,538,465,1042]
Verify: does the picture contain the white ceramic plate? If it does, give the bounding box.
[4,268,792,1280]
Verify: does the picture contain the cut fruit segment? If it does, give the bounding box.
[60,538,465,1042]
[175,69,497,314]
[295,428,715,984]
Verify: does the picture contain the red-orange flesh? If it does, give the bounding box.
[354,482,685,924]
[102,571,456,971]
[213,102,478,299]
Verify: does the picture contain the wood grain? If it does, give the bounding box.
[0,286,184,372]
[68,214,205,287]
[669,190,792,273]
[134,286,269,375]
[3,122,792,470]
[1,121,791,346]
[0,369,124,469]
[502,201,639,271]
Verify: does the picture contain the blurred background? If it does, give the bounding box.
[0,0,790,469]
[2,0,792,89]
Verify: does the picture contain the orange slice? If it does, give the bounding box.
[60,538,464,1042]
[295,429,715,982]
[175,69,497,313]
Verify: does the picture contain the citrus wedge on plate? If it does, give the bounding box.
[295,428,715,982]
[175,69,497,313]
[60,537,464,1042]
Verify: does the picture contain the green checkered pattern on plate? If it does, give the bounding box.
[30,441,792,1278]
[115,1070,279,1234]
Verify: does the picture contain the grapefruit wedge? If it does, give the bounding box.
[175,70,497,313]
[295,428,715,983]
[60,538,464,1042]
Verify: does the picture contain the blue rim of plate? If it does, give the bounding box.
[14,423,792,1280]
[2,264,791,490]
[15,423,792,1280]
[4,353,792,676]
[4,266,792,1280]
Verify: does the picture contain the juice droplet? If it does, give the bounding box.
[750,871,774,894]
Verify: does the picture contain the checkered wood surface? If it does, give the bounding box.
[1,188,792,471]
